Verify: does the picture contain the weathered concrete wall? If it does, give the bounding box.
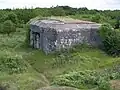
[55,27,101,50]
[42,28,57,53]
[89,28,102,46]
[30,25,40,48]
[30,25,57,53]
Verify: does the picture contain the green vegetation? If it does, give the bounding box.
[2,20,16,35]
[52,64,120,90]
[0,6,120,90]
[0,73,49,90]
[99,24,120,56]
[0,51,27,74]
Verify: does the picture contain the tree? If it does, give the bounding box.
[0,12,18,24]
[57,6,77,15]
[2,20,16,36]
[15,9,36,23]
[6,12,18,24]
[0,14,8,23]
[50,7,66,16]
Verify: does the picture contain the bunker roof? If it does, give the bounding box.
[30,18,101,30]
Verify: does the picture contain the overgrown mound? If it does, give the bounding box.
[0,73,49,90]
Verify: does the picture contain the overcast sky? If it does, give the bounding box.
[0,0,120,10]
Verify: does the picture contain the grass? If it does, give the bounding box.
[26,46,120,81]
[30,16,94,24]
[70,14,92,21]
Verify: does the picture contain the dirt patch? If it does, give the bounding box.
[110,80,120,90]
[37,86,78,90]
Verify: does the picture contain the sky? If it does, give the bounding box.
[0,0,120,10]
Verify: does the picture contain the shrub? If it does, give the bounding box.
[99,24,120,56]
[0,51,27,74]
[103,30,120,56]
[97,78,111,90]
[52,70,106,89]
[99,23,113,39]
[0,85,7,90]
[0,83,9,90]
[2,20,16,36]
[52,67,120,90]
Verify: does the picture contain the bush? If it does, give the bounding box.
[99,23,113,39]
[2,20,16,36]
[52,70,111,89]
[99,24,120,56]
[97,78,111,90]
[0,83,9,90]
[52,66,120,90]
[103,30,120,56]
[0,51,27,74]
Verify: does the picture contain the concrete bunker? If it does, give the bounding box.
[30,18,101,53]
